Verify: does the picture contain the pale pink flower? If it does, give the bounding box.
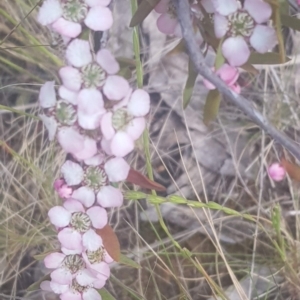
[39,82,79,142]
[100,89,150,157]
[155,0,214,37]
[57,127,97,160]
[48,199,108,251]
[44,252,98,286]
[268,163,286,182]
[61,160,124,208]
[155,0,182,37]
[37,0,113,38]
[54,179,73,199]
[203,63,240,93]
[82,247,112,279]
[40,277,105,300]
[213,0,277,66]
[59,39,129,104]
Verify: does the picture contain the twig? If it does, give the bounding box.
[175,0,300,162]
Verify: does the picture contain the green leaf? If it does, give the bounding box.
[119,254,141,269]
[203,89,221,126]
[130,0,161,27]
[116,57,136,69]
[281,13,300,31]
[27,274,50,291]
[98,288,117,300]
[271,3,286,63]
[183,58,198,109]
[247,52,290,65]
[118,67,132,80]
[214,38,225,70]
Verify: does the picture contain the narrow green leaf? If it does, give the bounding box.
[271,3,285,63]
[247,52,290,65]
[98,288,116,300]
[119,254,141,269]
[203,89,221,126]
[130,0,161,27]
[27,274,50,291]
[183,58,198,109]
[214,38,225,70]
[118,67,132,80]
[281,13,300,31]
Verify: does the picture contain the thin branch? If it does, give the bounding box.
[175,0,300,162]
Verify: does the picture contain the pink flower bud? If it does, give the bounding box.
[268,163,286,182]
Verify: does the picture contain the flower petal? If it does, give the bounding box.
[202,0,216,13]
[59,66,82,92]
[51,18,82,38]
[222,36,250,66]
[72,186,96,208]
[96,49,120,74]
[44,252,65,269]
[82,229,103,251]
[86,206,108,228]
[84,6,113,31]
[100,138,112,155]
[77,89,104,113]
[127,89,150,117]
[60,291,82,300]
[84,153,105,166]
[61,160,84,186]
[244,0,272,23]
[58,228,83,250]
[103,75,130,101]
[48,206,71,227]
[211,0,238,15]
[73,137,98,161]
[82,288,102,300]
[126,117,146,140]
[37,0,62,26]
[39,114,57,141]
[156,13,178,35]
[51,268,73,285]
[250,25,277,53]
[40,281,52,291]
[154,0,169,13]
[97,185,123,208]
[57,127,85,154]
[104,157,130,182]
[111,131,134,157]
[91,262,110,280]
[59,86,78,105]
[85,0,111,6]
[214,13,229,39]
[66,39,92,68]
[50,281,69,294]
[63,199,85,213]
[39,81,56,108]
[61,247,83,255]
[100,112,115,140]
[76,269,97,286]
[78,112,104,130]
[216,63,239,86]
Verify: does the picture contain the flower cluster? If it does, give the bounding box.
[154,0,277,91]
[37,1,150,299]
